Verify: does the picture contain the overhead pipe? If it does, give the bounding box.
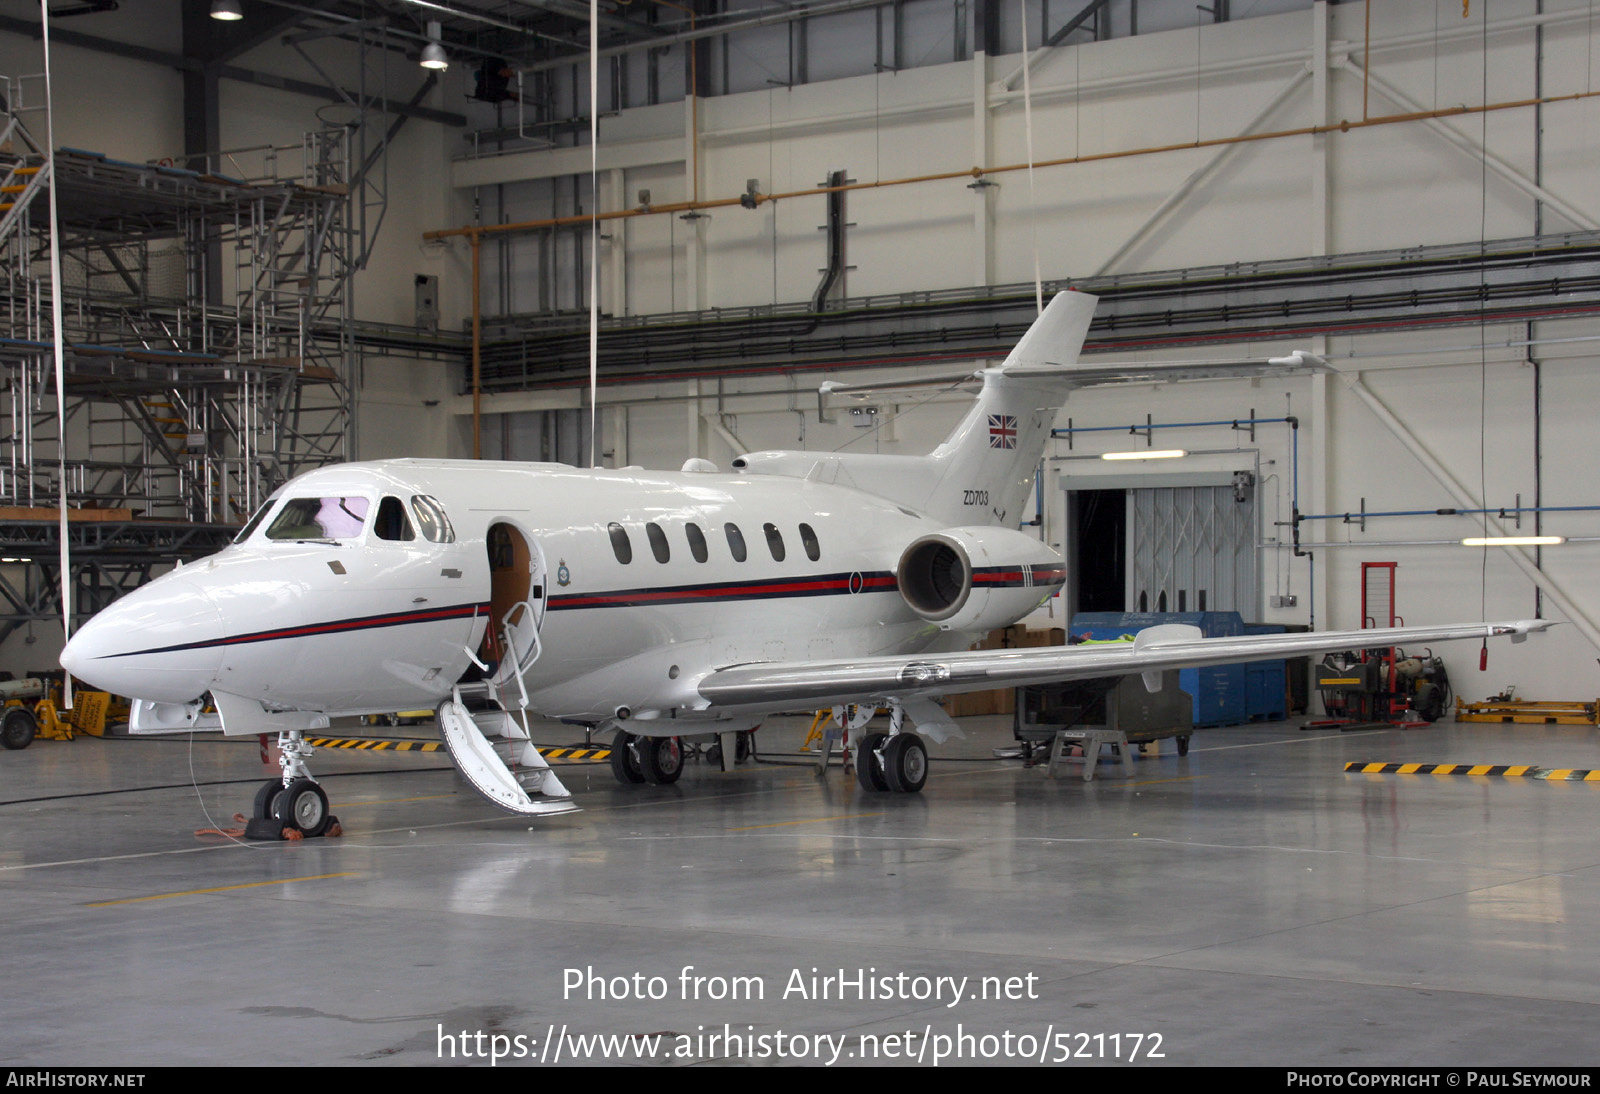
[1297,504,1600,523]
[425,85,1600,243]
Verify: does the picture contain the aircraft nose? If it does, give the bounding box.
[61,573,226,703]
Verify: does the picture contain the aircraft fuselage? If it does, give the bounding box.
[62,457,1053,731]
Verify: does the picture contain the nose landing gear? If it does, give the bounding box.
[244,732,340,840]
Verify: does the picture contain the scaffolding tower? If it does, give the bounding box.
[0,74,359,646]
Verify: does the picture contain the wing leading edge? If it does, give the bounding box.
[696,620,1556,711]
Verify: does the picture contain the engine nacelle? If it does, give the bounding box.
[896,526,1066,632]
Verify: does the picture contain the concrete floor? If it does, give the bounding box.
[3,713,1600,1067]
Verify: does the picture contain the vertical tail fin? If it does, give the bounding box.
[925,290,1097,526]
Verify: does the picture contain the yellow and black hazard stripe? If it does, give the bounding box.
[308,737,443,753]
[306,737,611,764]
[1344,762,1536,777]
[1537,769,1600,781]
[539,747,611,762]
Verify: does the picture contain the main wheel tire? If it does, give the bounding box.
[273,777,331,837]
[610,730,645,784]
[0,706,36,750]
[253,778,284,820]
[642,736,683,784]
[883,733,928,793]
[855,731,890,792]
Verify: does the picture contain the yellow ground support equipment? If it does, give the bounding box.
[1455,697,1600,726]
[67,691,111,737]
[32,699,74,741]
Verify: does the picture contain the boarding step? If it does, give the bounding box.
[436,698,578,818]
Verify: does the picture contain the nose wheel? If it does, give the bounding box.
[242,732,340,840]
[274,778,332,837]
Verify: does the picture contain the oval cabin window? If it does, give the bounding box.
[763,523,786,562]
[608,522,633,564]
[685,522,709,563]
[798,523,820,562]
[646,522,671,563]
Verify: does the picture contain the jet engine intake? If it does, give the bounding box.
[895,527,1065,632]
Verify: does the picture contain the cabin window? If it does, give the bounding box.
[646,522,670,563]
[266,496,369,541]
[724,523,747,562]
[799,523,820,561]
[608,522,633,564]
[685,522,709,563]
[233,500,274,543]
[411,495,456,543]
[763,522,786,562]
[374,496,416,541]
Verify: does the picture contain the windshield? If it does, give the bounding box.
[233,500,274,544]
[265,496,371,541]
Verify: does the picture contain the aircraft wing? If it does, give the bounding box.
[696,620,1554,711]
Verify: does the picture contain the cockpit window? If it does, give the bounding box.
[233,501,273,544]
[374,496,416,542]
[411,496,455,543]
[265,496,369,541]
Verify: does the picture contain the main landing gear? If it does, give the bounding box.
[245,731,337,840]
[850,701,930,794]
[854,731,928,794]
[610,731,684,785]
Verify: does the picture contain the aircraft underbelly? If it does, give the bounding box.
[524,593,933,719]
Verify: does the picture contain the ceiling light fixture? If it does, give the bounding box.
[1461,536,1566,547]
[1100,449,1188,461]
[419,20,449,70]
[210,0,243,21]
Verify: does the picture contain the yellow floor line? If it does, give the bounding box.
[85,871,356,907]
[728,812,887,831]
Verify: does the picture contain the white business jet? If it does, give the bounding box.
[58,291,1550,831]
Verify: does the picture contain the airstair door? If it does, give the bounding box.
[486,521,547,688]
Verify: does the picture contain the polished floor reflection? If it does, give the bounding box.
[3,715,1599,1066]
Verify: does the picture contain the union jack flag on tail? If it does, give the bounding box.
[988,414,1018,449]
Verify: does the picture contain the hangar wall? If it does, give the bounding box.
[456,1,1600,701]
[0,6,462,463]
[0,7,463,666]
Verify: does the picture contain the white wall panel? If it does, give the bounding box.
[424,2,1600,697]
